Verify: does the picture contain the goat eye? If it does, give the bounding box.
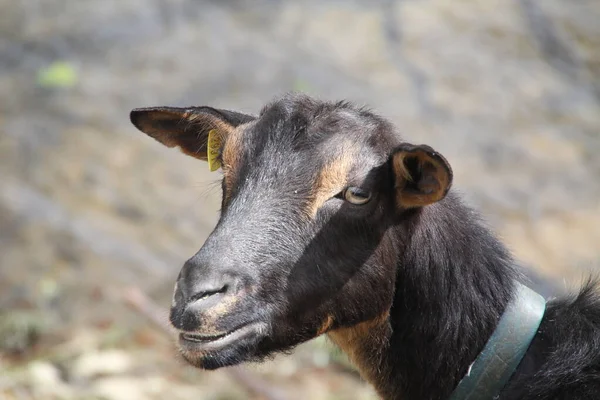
[343,187,371,205]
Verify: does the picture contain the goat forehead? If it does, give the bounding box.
[245,102,381,163]
[223,97,392,210]
[236,126,370,187]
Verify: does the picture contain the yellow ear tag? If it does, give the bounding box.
[207,129,222,172]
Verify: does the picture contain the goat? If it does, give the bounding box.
[130,93,600,399]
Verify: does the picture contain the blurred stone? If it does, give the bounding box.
[91,376,148,400]
[28,361,61,386]
[71,350,134,380]
[28,361,75,399]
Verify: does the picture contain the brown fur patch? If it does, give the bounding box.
[328,312,391,391]
[328,312,389,366]
[393,149,451,209]
[317,314,335,336]
[392,152,413,184]
[307,150,354,217]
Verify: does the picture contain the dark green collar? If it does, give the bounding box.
[449,282,546,400]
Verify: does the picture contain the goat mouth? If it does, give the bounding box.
[178,322,264,353]
[180,331,229,343]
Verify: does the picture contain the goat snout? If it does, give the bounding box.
[169,259,245,332]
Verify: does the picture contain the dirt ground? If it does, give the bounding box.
[1,1,599,399]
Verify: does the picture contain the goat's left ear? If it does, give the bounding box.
[391,143,453,209]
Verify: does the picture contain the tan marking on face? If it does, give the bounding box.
[317,314,335,336]
[307,149,355,217]
[221,122,252,203]
[199,294,241,335]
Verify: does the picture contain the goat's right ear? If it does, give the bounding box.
[129,106,254,161]
[391,143,453,209]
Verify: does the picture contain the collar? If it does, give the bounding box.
[448,282,546,400]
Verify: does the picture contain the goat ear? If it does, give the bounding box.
[391,143,453,209]
[129,106,254,161]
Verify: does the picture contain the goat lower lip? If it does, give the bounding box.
[180,332,228,343]
[178,323,261,351]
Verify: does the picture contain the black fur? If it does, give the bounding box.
[130,93,600,399]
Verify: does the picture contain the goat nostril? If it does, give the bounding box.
[189,285,228,303]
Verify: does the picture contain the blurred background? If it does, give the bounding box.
[0,0,599,399]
